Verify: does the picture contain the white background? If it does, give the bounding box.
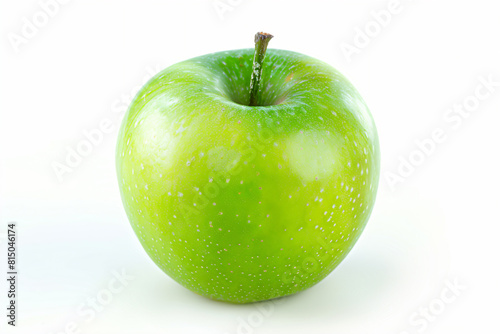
[1,0,499,333]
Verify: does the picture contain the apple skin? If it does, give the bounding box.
[116,48,380,303]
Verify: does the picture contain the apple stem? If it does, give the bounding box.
[249,32,273,106]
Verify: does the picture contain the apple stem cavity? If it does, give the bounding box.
[249,32,273,106]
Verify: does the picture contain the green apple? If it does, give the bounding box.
[116,33,380,303]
